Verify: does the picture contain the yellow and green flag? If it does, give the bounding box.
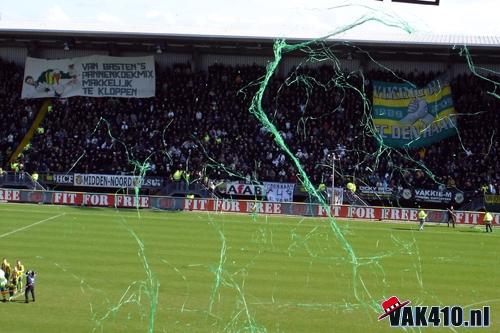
[372,78,457,148]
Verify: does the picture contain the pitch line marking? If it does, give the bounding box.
[0,213,66,239]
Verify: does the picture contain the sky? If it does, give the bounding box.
[0,0,499,39]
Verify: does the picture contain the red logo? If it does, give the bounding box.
[378,296,411,320]
[237,184,245,194]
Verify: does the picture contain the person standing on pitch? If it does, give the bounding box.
[418,208,427,231]
[447,206,456,228]
[25,270,36,303]
[15,260,24,289]
[7,271,18,301]
[1,258,11,280]
[484,211,493,233]
[0,269,6,302]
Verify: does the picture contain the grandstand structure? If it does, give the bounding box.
[2,3,500,330]
[0,28,499,211]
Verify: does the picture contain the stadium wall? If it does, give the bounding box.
[3,44,500,75]
[200,54,272,70]
[1,188,497,226]
[282,57,361,75]
[37,47,108,59]
[364,59,448,74]
[0,46,27,64]
[121,51,192,67]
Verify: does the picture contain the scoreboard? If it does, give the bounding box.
[375,0,440,5]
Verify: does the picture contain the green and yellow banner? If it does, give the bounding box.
[372,78,457,148]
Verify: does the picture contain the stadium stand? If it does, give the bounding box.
[0,59,40,172]
[0,57,498,195]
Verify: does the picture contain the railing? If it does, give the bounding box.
[459,195,486,212]
[343,190,370,206]
[160,181,208,197]
[2,170,478,210]
[0,171,44,190]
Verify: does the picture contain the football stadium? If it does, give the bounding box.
[0,1,499,332]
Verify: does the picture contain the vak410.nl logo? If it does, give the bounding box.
[378,296,490,328]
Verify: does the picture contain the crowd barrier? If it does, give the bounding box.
[1,188,498,226]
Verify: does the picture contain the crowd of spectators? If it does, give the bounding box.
[0,57,498,194]
[0,59,40,171]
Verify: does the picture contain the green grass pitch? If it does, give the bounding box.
[0,203,498,332]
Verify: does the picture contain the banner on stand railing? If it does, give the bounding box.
[263,182,295,202]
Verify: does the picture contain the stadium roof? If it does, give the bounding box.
[1,1,499,65]
[1,22,500,48]
[0,21,500,48]
[1,0,500,49]
[1,26,499,66]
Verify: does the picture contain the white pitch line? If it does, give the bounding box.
[0,213,66,239]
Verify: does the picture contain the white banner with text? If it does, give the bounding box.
[263,182,295,202]
[22,55,155,98]
[73,173,160,188]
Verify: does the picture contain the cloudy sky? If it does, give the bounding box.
[0,0,499,39]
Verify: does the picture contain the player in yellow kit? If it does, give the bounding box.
[15,260,24,289]
[1,258,11,280]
